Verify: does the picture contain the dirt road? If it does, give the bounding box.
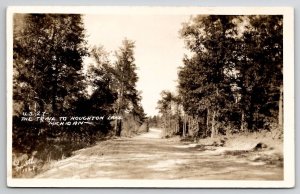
[36,128,283,180]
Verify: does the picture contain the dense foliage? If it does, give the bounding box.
[12,14,146,177]
[157,15,283,138]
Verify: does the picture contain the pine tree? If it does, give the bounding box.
[14,14,87,115]
[13,14,87,151]
[113,39,143,136]
[83,46,117,134]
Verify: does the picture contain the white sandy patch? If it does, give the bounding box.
[148,159,186,171]
[248,161,266,166]
[125,153,155,160]
[173,143,198,148]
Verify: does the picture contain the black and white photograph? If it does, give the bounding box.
[7,6,294,187]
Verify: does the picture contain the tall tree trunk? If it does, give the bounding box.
[176,116,179,133]
[187,116,190,136]
[183,115,186,137]
[115,106,121,136]
[211,110,216,138]
[163,115,167,137]
[240,110,245,132]
[115,119,122,136]
[206,108,210,137]
[196,116,199,137]
[114,118,118,135]
[115,83,123,136]
[278,85,283,129]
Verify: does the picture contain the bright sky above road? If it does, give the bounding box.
[83,14,190,116]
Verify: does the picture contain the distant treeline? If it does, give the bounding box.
[156,15,283,138]
[12,14,147,175]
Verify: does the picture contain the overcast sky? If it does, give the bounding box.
[83,14,190,116]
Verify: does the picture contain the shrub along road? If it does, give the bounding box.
[36,128,283,180]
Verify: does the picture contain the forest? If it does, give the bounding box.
[154,15,283,141]
[12,14,283,178]
[12,14,147,177]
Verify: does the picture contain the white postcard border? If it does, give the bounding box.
[6,6,295,188]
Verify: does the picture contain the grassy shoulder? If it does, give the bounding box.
[12,122,149,178]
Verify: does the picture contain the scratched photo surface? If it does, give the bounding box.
[7,7,294,188]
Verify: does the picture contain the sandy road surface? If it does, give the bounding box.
[36,128,283,180]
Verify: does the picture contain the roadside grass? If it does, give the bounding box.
[12,137,99,178]
[12,121,149,178]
